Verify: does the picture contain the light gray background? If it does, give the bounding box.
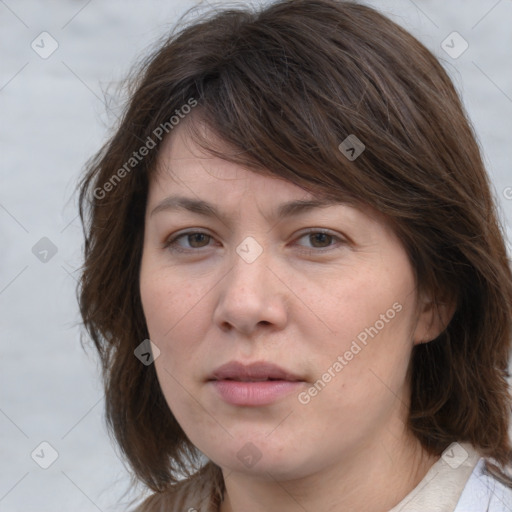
[1,0,511,510]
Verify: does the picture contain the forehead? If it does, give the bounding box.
[147,115,388,231]
[150,119,318,202]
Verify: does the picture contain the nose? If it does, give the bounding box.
[212,243,288,336]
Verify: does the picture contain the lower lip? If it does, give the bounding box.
[210,380,303,406]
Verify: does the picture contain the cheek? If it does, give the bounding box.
[308,268,412,352]
[140,270,211,426]
[301,263,416,402]
[140,266,205,342]
[139,266,219,395]
[140,276,172,341]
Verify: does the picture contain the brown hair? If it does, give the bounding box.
[77,0,512,504]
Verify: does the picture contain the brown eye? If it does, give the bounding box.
[164,231,214,253]
[308,232,333,248]
[187,233,211,248]
[294,230,346,255]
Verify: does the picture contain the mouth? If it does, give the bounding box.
[208,361,305,406]
[221,377,291,382]
[209,360,303,382]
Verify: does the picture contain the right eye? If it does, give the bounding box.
[163,231,214,253]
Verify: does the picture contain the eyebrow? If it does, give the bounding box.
[149,195,339,221]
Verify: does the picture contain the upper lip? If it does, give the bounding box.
[209,361,303,382]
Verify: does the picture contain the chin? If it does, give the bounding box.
[204,434,316,480]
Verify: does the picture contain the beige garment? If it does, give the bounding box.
[389,442,481,512]
[133,442,481,512]
[133,464,221,512]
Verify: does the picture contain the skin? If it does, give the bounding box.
[139,118,447,512]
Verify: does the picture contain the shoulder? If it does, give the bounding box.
[131,465,222,512]
[455,458,512,512]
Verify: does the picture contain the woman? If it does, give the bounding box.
[77,1,512,510]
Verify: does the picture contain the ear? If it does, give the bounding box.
[412,293,456,345]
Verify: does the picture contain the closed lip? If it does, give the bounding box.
[208,361,304,382]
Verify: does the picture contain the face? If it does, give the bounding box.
[139,121,434,481]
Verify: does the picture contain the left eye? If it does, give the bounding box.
[296,231,338,249]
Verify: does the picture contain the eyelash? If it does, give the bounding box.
[162,229,346,256]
